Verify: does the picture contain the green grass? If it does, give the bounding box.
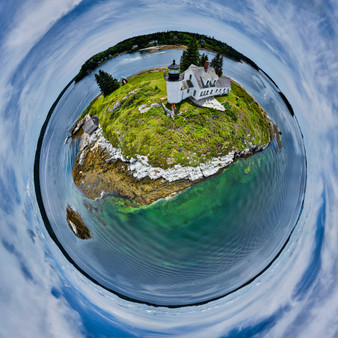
[83,71,271,168]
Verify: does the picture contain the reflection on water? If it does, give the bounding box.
[39,49,306,306]
[1,0,336,335]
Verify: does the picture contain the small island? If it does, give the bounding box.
[71,53,276,206]
[66,206,91,239]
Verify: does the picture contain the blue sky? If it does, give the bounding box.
[0,0,337,336]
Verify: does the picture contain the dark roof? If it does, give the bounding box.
[181,80,194,90]
[186,79,194,88]
[83,117,99,135]
[168,60,180,70]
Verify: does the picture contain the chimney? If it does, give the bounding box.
[204,61,209,72]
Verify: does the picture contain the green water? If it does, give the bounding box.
[88,146,282,270]
[40,49,307,306]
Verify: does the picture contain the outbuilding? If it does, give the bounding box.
[82,116,99,135]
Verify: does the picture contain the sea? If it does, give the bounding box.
[0,1,337,336]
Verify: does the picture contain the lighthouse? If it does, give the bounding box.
[165,60,183,104]
[164,59,231,108]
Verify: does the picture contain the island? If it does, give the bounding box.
[66,206,91,239]
[71,58,277,207]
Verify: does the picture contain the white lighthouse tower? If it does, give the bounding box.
[165,60,183,104]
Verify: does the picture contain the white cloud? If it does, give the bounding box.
[0,0,82,116]
[0,202,84,337]
[0,0,337,336]
[5,0,82,55]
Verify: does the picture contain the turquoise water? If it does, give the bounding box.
[40,49,306,306]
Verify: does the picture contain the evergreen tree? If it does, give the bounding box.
[95,70,120,97]
[180,38,201,72]
[200,53,209,67]
[210,52,223,75]
[179,50,188,72]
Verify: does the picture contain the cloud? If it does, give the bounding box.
[0,201,84,337]
[0,0,82,117]
[5,0,82,56]
[0,0,337,336]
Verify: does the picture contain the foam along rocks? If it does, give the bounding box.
[78,122,267,183]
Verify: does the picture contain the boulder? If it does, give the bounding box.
[113,101,121,110]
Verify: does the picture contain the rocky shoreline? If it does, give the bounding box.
[79,122,270,182]
[73,142,196,205]
[72,120,273,205]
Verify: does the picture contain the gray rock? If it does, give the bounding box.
[138,104,152,113]
[78,124,265,185]
[113,101,121,110]
[140,107,151,114]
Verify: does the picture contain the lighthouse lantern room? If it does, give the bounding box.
[164,60,183,104]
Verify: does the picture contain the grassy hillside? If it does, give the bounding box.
[83,70,271,168]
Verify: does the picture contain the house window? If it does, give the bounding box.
[189,74,192,80]
[194,90,196,96]
[210,90,213,94]
[187,89,190,93]
[206,80,209,86]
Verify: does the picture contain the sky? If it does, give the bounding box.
[0,0,337,337]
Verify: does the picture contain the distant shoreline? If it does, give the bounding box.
[74,30,260,83]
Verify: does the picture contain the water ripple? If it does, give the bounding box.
[0,0,337,336]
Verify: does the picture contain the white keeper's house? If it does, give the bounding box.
[164,60,231,111]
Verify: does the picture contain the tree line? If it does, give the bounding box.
[94,37,228,97]
[75,30,259,82]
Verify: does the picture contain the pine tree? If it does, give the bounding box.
[210,52,223,75]
[180,38,201,72]
[95,70,120,97]
[200,53,209,67]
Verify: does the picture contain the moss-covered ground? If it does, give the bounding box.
[83,70,271,168]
